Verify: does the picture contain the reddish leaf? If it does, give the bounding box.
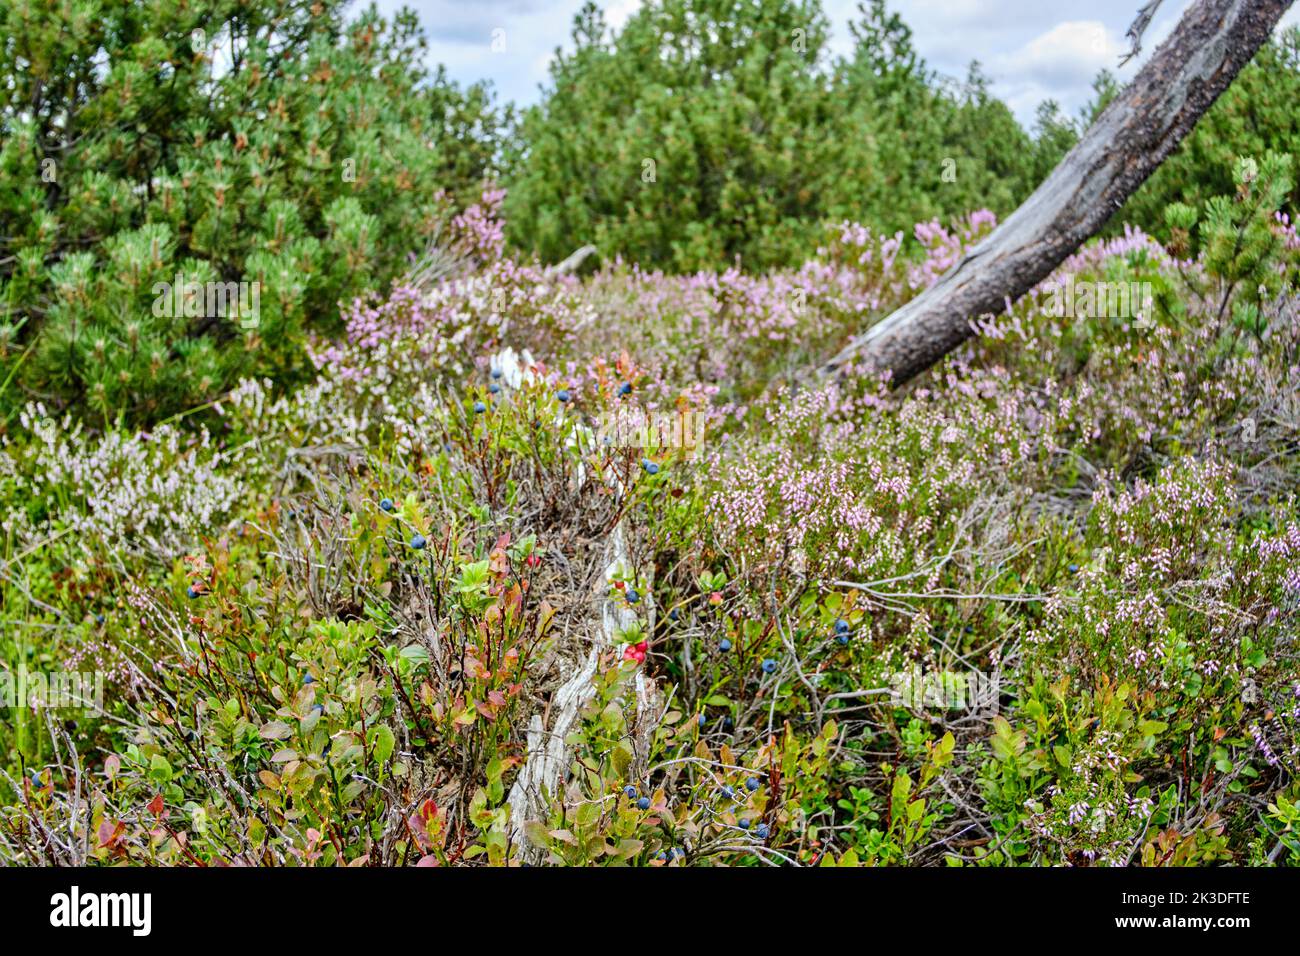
[419,799,439,824]
[97,818,125,849]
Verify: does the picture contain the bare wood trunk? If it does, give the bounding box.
[821,0,1294,386]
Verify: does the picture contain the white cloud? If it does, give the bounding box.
[1007,21,1125,88]
[986,20,1128,122]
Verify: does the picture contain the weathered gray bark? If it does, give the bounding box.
[550,244,599,275]
[822,0,1294,386]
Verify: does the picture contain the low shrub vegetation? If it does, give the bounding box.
[2,148,1298,866]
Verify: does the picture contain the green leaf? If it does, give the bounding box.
[371,725,395,766]
[611,740,633,778]
[486,754,504,803]
[399,645,429,664]
[523,821,552,848]
[260,720,293,740]
[612,838,643,861]
[341,780,367,803]
[149,754,173,784]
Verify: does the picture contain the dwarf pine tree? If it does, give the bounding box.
[505,0,1056,271]
[505,0,837,271]
[0,0,512,425]
[821,1,1040,237]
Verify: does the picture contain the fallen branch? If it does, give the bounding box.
[821,0,1294,388]
[506,486,655,859]
[550,244,599,276]
[1121,0,1167,65]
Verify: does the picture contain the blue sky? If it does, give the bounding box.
[370,0,1300,129]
